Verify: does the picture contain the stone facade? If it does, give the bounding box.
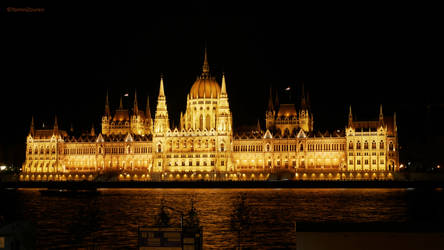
[21,50,398,181]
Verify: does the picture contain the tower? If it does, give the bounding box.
[216,73,232,133]
[265,87,275,130]
[154,75,170,134]
[348,105,353,128]
[146,95,153,134]
[102,91,111,135]
[299,83,311,132]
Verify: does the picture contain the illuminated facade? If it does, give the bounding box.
[21,49,398,181]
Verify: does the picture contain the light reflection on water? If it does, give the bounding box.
[2,188,444,249]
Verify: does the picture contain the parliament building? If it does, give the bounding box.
[21,50,399,181]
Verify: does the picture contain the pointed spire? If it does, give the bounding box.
[221,72,227,95]
[202,46,209,75]
[379,104,384,121]
[70,123,74,133]
[105,90,111,116]
[348,106,353,127]
[274,90,279,109]
[133,90,139,115]
[257,119,261,131]
[267,87,274,111]
[159,74,165,97]
[53,115,59,133]
[394,112,397,131]
[306,91,311,110]
[29,116,35,136]
[119,96,123,109]
[90,123,95,136]
[146,95,152,120]
[300,82,307,110]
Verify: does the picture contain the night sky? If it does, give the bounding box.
[1,2,442,167]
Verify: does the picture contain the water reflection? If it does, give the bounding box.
[1,188,443,249]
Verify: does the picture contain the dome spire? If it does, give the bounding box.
[202,46,210,76]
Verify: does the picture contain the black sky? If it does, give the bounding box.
[1,2,442,166]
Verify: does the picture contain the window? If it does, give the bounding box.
[356,141,361,150]
[206,114,211,130]
[389,142,394,151]
[199,115,203,130]
[380,140,384,149]
[365,160,368,165]
[364,141,368,150]
[372,160,376,165]
[349,160,353,165]
[220,143,225,152]
[349,142,353,150]
[300,144,304,151]
[357,160,361,165]
[221,160,224,166]
[372,141,376,149]
[157,144,162,153]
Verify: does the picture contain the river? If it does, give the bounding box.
[2,188,444,249]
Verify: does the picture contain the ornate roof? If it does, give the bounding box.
[190,77,221,99]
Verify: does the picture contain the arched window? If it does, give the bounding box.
[157,144,162,153]
[349,142,353,150]
[380,140,384,149]
[206,114,211,130]
[356,141,361,150]
[220,143,225,152]
[199,115,203,130]
[389,142,394,151]
[300,143,303,151]
[364,141,368,150]
[372,141,376,149]
[266,144,270,152]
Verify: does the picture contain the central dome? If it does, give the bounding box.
[190,76,221,99]
[189,47,221,99]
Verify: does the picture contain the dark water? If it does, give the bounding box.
[2,188,444,249]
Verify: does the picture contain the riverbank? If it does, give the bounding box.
[2,180,444,189]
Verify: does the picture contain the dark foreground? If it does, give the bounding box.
[2,188,444,249]
[2,180,444,189]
